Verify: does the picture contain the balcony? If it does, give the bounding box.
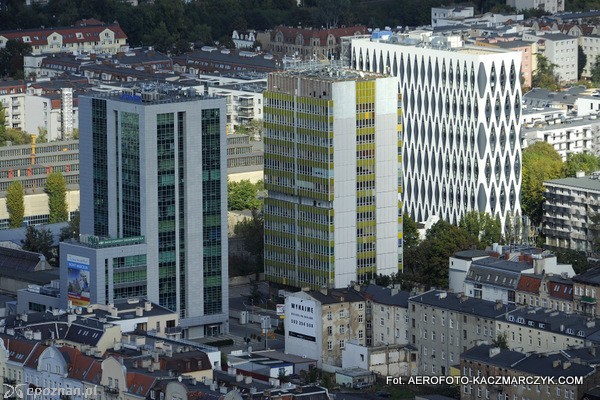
[581,296,596,304]
[165,326,182,334]
[104,386,119,395]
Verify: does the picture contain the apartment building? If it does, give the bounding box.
[521,115,598,160]
[543,174,600,255]
[499,307,600,352]
[523,32,578,83]
[268,25,367,60]
[362,284,410,346]
[461,345,599,400]
[284,288,366,369]
[0,20,127,55]
[350,31,523,230]
[507,0,564,12]
[409,290,513,376]
[264,64,401,289]
[573,266,600,317]
[0,79,25,131]
[516,273,575,313]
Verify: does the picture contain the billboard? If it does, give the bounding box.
[287,298,317,342]
[276,304,285,316]
[67,254,90,306]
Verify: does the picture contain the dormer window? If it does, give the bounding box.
[577,330,585,337]
[516,317,525,324]
[508,315,515,322]
[76,32,83,39]
[23,36,31,43]
[566,328,574,334]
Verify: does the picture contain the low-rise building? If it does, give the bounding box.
[573,266,600,317]
[461,345,600,400]
[284,288,365,369]
[341,341,418,377]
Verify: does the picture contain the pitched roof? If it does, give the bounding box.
[0,23,127,46]
[272,25,367,44]
[409,290,515,318]
[126,372,156,397]
[517,275,541,294]
[362,284,410,307]
[573,266,600,285]
[548,280,573,300]
[0,246,43,272]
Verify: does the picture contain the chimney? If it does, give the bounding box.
[576,170,585,178]
[495,300,503,310]
[244,376,252,384]
[145,301,152,312]
[587,320,596,328]
[320,287,328,296]
[67,314,77,324]
[591,347,597,356]
[553,360,561,368]
[353,284,361,292]
[236,374,243,382]
[391,287,399,296]
[135,307,143,317]
[563,361,571,370]
[560,324,565,332]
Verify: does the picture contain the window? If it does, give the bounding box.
[327,312,332,320]
[450,319,454,329]
[339,340,345,349]
[327,341,332,351]
[441,317,445,326]
[358,314,363,323]
[358,330,364,339]
[340,326,345,334]
[340,309,345,318]
[358,303,363,310]
[380,318,384,326]
[327,326,332,336]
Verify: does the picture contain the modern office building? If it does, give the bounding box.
[65,85,228,338]
[350,32,523,230]
[263,62,402,289]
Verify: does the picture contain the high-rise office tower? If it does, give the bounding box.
[264,63,402,290]
[62,86,228,338]
[350,32,523,230]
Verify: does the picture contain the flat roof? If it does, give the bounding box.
[544,176,600,192]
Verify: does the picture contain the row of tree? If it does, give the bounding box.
[6,172,69,228]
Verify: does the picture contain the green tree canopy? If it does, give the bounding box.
[522,141,564,225]
[6,181,24,229]
[233,209,264,276]
[228,180,261,211]
[532,54,560,91]
[592,55,600,86]
[0,39,31,79]
[4,128,31,146]
[563,153,600,177]
[410,220,476,288]
[45,172,68,223]
[22,225,55,265]
[59,211,80,242]
[459,211,502,248]
[403,212,420,251]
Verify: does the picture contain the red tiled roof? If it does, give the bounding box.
[2,337,38,364]
[517,275,541,294]
[126,372,156,397]
[75,19,105,27]
[0,23,127,46]
[23,343,47,369]
[273,25,367,44]
[548,281,573,300]
[84,360,102,385]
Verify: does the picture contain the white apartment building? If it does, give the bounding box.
[580,35,600,78]
[523,32,578,83]
[0,80,26,131]
[208,82,264,134]
[431,6,474,28]
[507,0,564,12]
[521,115,598,160]
[24,88,78,141]
[350,32,523,230]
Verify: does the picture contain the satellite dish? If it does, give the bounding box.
[178,376,182,382]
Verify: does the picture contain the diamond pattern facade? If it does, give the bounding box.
[350,36,522,229]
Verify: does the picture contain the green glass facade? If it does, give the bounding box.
[92,98,109,237]
[202,109,223,315]
[157,112,177,312]
[113,254,147,300]
[121,112,141,237]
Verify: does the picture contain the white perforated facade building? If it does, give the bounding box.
[349,33,523,230]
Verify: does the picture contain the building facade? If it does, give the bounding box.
[543,175,600,256]
[523,32,578,83]
[77,87,228,338]
[350,32,523,230]
[264,64,401,289]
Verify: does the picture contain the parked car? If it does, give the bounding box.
[354,382,372,389]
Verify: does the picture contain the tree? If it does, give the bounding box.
[403,212,420,250]
[72,128,79,140]
[21,225,55,264]
[234,209,264,275]
[0,103,5,145]
[411,220,476,288]
[228,180,261,210]
[4,128,31,145]
[578,45,587,80]
[6,181,24,229]
[492,332,509,349]
[552,247,589,274]
[313,0,350,28]
[45,172,68,223]
[59,211,80,242]
[590,212,600,258]
[0,39,32,79]
[592,55,600,86]
[459,211,502,248]
[522,142,564,226]
[532,54,560,91]
[563,153,600,177]
[37,127,48,143]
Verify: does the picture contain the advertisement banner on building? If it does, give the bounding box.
[67,254,90,306]
[287,298,317,342]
